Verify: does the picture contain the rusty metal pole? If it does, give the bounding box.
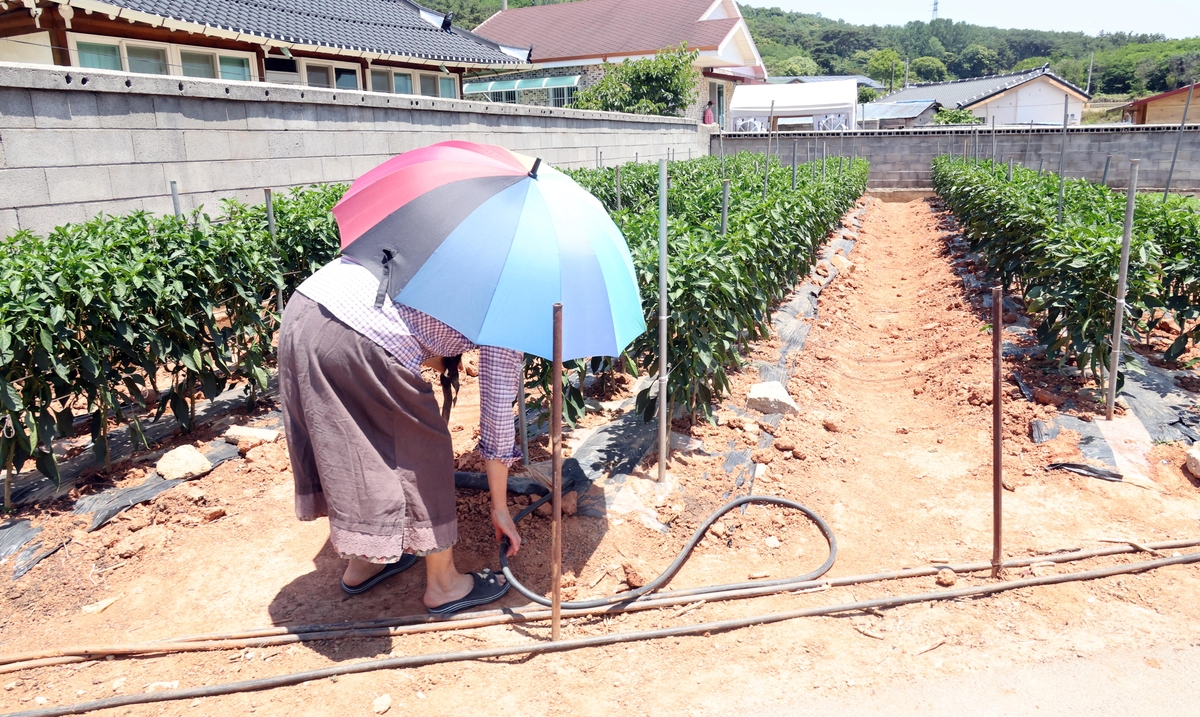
[518,360,529,467]
[615,165,622,212]
[1164,81,1195,202]
[550,302,564,641]
[992,286,1003,579]
[1101,154,1111,187]
[1058,94,1068,225]
[1107,160,1140,421]
[720,178,729,237]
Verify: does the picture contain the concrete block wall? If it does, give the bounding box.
[0,63,711,237]
[714,125,1200,193]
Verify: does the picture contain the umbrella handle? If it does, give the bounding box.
[374,250,394,308]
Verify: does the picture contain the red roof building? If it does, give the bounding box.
[1122,83,1199,125]
[466,0,765,126]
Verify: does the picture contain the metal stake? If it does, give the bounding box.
[657,160,669,485]
[1025,120,1033,163]
[265,188,284,314]
[550,302,564,641]
[1164,81,1194,202]
[991,116,996,160]
[1107,160,1140,421]
[1007,157,1013,181]
[518,361,529,467]
[1058,94,1068,225]
[991,285,1003,579]
[791,140,797,190]
[720,178,730,236]
[170,180,182,218]
[1102,155,1112,187]
[615,165,622,212]
[1038,157,1044,175]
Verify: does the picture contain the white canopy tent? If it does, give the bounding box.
[728,80,858,131]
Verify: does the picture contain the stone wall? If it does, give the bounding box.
[0,62,710,236]
[714,124,1200,192]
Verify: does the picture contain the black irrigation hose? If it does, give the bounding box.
[10,551,1200,717]
[499,491,838,609]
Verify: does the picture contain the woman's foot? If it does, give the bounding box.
[421,546,507,611]
[344,558,386,587]
[342,555,419,595]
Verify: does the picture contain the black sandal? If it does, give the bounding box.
[341,554,419,595]
[427,569,510,615]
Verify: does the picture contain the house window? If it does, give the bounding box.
[76,41,121,71]
[419,74,438,96]
[69,33,257,82]
[488,90,517,103]
[371,70,390,92]
[394,72,414,94]
[264,57,300,84]
[306,64,331,87]
[550,86,576,107]
[334,67,358,90]
[439,77,457,98]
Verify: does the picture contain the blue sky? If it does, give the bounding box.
[751,0,1200,39]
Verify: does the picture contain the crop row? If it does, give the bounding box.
[931,156,1200,381]
[0,185,344,484]
[566,152,868,421]
[2,152,867,485]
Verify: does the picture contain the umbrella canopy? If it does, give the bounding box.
[333,141,645,361]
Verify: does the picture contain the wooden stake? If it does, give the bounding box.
[550,302,564,641]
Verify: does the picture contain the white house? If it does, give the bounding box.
[877,65,1089,126]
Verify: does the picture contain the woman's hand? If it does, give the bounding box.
[492,507,522,557]
[485,458,521,556]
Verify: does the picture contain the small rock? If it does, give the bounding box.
[751,449,775,464]
[224,426,280,445]
[562,491,578,517]
[1032,387,1066,407]
[144,681,178,693]
[1002,311,1019,324]
[237,437,264,455]
[753,463,769,482]
[756,421,777,436]
[967,385,992,406]
[202,507,226,523]
[373,694,393,714]
[792,449,807,460]
[112,678,126,691]
[3,682,17,691]
[896,426,909,434]
[711,521,727,537]
[742,421,760,436]
[830,254,855,275]
[936,569,956,587]
[156,445,213,481]
[622,561,647,588]
[34,697,47,706]
[764,536,781,549]
[181,485,206,504]
[822,419,841,433]
[773,438,795,452]
[747,382,800,415]
[1186,447,1200,478]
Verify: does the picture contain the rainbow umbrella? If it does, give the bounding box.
[333,141,645,360]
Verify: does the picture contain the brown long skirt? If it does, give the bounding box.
[278,293,457,561]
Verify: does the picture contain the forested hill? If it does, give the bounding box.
[423,0,1198,97]
[742,7,1199,97]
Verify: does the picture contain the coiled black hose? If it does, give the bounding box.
[499,488,837,609]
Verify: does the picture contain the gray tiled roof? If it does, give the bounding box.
[858,100,938,120]
[877,66,1088,108]
[105,0,523,65]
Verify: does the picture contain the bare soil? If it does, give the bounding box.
[4,197,1200,716]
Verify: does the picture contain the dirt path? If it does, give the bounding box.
[4,197,1200,716]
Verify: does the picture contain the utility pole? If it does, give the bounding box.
[931,0,938,20]
[1085,52,1095,95]
[890,60,896,93]
[904,59,910,88]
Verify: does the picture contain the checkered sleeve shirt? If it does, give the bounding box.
[296,258,523,467]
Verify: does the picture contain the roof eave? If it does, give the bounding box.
[59,0,527,68]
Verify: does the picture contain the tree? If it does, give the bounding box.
[857,86,878,104]
[951,43,1002,77]
[774,54,821,77]
[910,56,948,82]
[866,48,903,91]
[571,45,700,117]
[933,108,982,125]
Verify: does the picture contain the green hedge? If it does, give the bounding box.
[0,185,345,481]
[931,156,1200,381]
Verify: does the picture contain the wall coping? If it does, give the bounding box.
[0,61,702,129]
[718,124,1200,139]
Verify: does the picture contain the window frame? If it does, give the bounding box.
[67,32,259,82]
[298,58,361,90]
[550,85,576,108]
